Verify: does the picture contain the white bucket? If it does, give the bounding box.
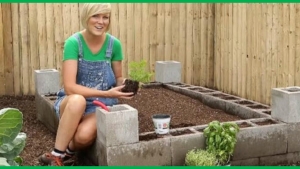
[152,114,171,135]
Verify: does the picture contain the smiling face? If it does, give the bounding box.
[80,3,112,36]
[86,13,110,36]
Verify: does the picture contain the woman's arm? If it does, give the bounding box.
[112,61,125,86]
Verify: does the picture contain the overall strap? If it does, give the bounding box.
[73,33,84,59]
[105,34,115,59]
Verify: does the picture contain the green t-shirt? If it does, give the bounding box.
[63,33,123,61]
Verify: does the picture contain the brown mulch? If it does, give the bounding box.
[0,86,298,166]
[0,95,56,166]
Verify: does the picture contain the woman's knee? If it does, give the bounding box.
[62,94,86,116]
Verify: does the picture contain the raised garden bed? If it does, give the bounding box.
[118,85,243,133]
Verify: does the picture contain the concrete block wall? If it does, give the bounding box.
[104,137,172,166]
[232,123,288,160]
[36,91,300,166]
[170,131,205,166]
[34,68,300,166]
[287,123,300,153]
[35,93,58,134]
[164,83,270,119]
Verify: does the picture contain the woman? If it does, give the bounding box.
[39,3,133,166]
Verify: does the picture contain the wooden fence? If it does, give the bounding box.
[214,3,300,104]
[0,3,299,105]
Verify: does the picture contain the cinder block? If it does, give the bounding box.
[231,158,259,166]
[35,94,58,134]
[170,132,205,166]
[259,152,300,166]
[233,124,288,160]
[226,103,268,119]
[287,123,300,153]
[271,86,300,123]
[101,137,172,166]
[34,69,60,95]
[155,61,181,83]
[96,104,139,147]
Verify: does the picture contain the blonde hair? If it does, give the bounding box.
[80,3,111,29]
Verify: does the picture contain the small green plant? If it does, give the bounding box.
[0,108,27,166]
[203,120,240,165]
[185,149,217,166]
[128,60,154,84]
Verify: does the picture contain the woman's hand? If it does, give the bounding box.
[107,85,133,99]
[116,77,126,86]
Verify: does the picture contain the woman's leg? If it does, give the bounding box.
[54,94,86,151]
[39,94,86,166]
[68,113,97,151]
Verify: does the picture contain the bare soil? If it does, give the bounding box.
[0,86,297,166]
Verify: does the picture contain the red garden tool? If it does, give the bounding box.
[93,100,109,111]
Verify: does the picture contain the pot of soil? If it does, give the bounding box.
[152,114,171,135]
[121,79,140,96]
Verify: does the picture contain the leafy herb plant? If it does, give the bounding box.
[0,108,26,166]
[203,120,240,165]
[128,60,154,84]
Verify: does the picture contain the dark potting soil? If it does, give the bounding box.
[119,86,243,133]
[121,79,140,96]
[0,86,296,166]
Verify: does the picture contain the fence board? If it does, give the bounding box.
[206,3,214,87]
[2,4,14,95]
[156,3,164,62]
[29,3,39,94]
[240,4,247,98]
[171,4,179,62]
[53,3,63,81]
[0,5,4,94]
[289,4,296,87]
[186,3,193,84]
[20,4,29,95]
[134,4,142,61]
[214,4,221,89]
[164,3,171,61]
[295,5,300,87]
[141,4,150,72]
[192,3,200,85]
[282,4,289,89]
[265,4,273,104]
[271,4,279,99]
[200,4,207,87]
[46,3,55,70]
[11,4,21,95]
[126,3,134,72]
[179,3,186,83]
[37,4,47,69]
[232,4,238,95]
[118,3,127,77]
[149,4,157,74]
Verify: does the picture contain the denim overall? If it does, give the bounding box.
[54,33,118,118]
